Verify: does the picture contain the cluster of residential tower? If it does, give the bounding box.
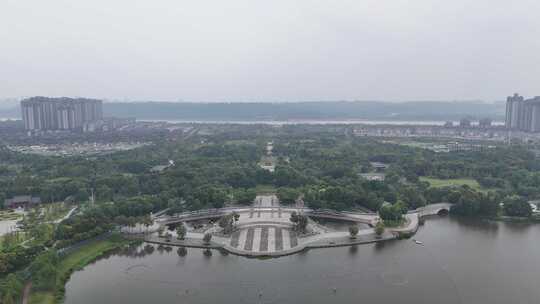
[505,93,540,132]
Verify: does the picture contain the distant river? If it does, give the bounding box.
[64,217,540,304]
[1,117,505,126]
[141,119,506,126]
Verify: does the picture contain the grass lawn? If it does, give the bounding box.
[0,232,28,250]
[29,236,129,304]
[0,212,22,221]
[46,177,73,184]
[420,177,481,190]
[224,139,253,145]
[29,292,55,304]
[39,202,72,222]
[56,238,123,275]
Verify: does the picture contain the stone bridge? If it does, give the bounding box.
[413,203,452,217]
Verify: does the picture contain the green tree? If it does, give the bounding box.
[277,188,300,205]
[1,274,23,304]
[375,221,385,238]
[157,226,165,238]
[399,186,426,209]
[233,212,240,226]
[449,187,489,217]
[234,188,257,205]
[378,202,406,223]
[176,225,186,240]
[349,225,359,239]
[290,211,299,225]
[203,233,212,244]
[167,197,184,215]
[142,215,154,233]
[218,214,234,234]
[29,223,53,242]
[118,160,148,174]
[503,196,532,217]
[290,212,308,233]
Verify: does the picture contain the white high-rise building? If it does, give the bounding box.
[20,97,103,131]
[505,93,540,132]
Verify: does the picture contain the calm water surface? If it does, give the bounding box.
[64,217,540,304]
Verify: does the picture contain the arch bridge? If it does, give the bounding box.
[414,203,452,217]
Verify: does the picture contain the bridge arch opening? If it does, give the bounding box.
[437,209,449,216]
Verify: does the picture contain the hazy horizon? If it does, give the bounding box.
[1,98,506,121]
[1,0,539,102]
[0,97,500,107]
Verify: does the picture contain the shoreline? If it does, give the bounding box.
[26,236,137,304]
[141,232,397,258]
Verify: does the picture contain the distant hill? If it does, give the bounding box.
[0,106,20,119]
[0,100,506,122]
[0,98,20,110]
[103,101,505,121]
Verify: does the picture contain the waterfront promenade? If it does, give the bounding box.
[147,197,451,257]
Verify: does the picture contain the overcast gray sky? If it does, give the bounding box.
[1,0,539,102]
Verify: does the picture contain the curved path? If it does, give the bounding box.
[157,207,379,226]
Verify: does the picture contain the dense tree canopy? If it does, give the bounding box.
[3,124,540,304]
[503,196,532,217]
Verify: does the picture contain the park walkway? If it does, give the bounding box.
[147,197,452,257]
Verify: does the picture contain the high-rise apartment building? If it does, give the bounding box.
[505,94,540,132]
[21,97,103,131]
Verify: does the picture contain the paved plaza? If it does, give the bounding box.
[230,226,298,253]
[228,196,300,254]
[149,195,453,257]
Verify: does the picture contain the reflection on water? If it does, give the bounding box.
[348,245,358,255]
[64,217,540,304]
[501,221,535,233]
[176,247,187,257]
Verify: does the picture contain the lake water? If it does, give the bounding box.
[63,216,540,304]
